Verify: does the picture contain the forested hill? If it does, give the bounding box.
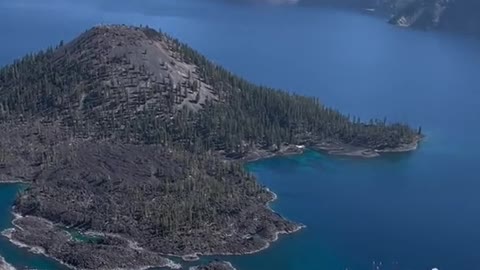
[0,25,418,156]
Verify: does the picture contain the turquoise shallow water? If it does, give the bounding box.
[1,0,480,269]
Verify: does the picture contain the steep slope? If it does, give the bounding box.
[0,26,216,135]
[0,25,419,154]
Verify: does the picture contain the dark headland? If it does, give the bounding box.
[0,25,421,269]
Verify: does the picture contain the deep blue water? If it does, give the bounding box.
[1,0,480,269]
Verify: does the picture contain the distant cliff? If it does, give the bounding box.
[384,0,479,34]
[300,0,480,35]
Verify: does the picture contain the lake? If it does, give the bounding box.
[1,0,480,269]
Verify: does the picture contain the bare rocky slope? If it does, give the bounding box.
[0,25,419,269]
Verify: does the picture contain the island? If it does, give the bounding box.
[0,25,421,269]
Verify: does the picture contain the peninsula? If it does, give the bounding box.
[0,25,420,269]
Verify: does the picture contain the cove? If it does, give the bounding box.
[1,0,480,269]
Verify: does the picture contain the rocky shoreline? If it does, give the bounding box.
[0,255,15,270]
[311,136,422,159]
[171,189,305,263]
[0,180,25,184]
[236,135,422,162]
[1,177,302,270]
[2,212,181,270]
[2,209,300,270]
[237,145,306,162]
[0,135,420,270]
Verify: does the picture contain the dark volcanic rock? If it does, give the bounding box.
[5,216,172,270]
[13,141,299,259]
